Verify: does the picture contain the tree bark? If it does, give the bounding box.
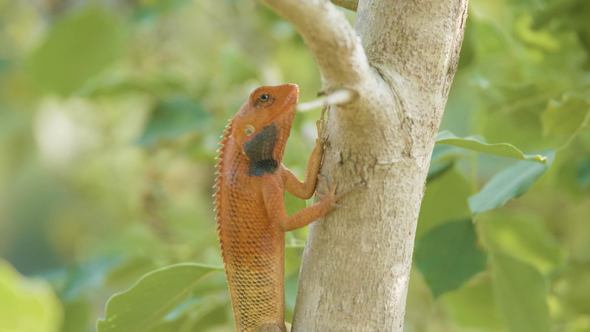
[260,0,468,330]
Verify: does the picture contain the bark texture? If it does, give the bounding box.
[260,0,468,330]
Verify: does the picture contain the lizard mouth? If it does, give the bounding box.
[275,84,298,118]
[268,93,297,129]
[283,83,299,104]
[269,91,297,122]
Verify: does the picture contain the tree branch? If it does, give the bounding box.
[330,0,358,11]
[356,0,469,119]
[260,0,371,87]
[290,0,470,331]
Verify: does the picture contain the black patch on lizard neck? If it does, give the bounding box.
[243,124,279,176]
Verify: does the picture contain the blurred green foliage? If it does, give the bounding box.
[0,0,589,331]
[0,260,62,332]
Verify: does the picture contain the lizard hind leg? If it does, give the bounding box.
[256,322,287,332]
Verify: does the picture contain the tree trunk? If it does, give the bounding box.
[261,0,468,330]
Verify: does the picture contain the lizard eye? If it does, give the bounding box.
[244,124,255,136]
[258,93,270,102]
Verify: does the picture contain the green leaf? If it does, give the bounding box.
[105,256,159,289]
[418,170,471,238]
[97,263,221,332]
[188,299,230,331]
[480,214,564,274]
[436,130,547,163]
[137,97,211,147]
[414,219,487,298]
[26,6,126,95]
[468,151,555,214]
[491,254,550,332]
[139,293,229,332]
[0,260,63,332]
[541,93,590,138]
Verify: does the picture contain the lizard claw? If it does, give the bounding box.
[316,176,366,214]
[325,179,366,210]
[315,174,338,212]
[324,182,338,212]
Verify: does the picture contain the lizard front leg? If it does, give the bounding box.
[281,117,326,200]
[281,136,323,200]
[262,177,336,232]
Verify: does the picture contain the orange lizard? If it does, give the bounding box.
[214,83,337,332]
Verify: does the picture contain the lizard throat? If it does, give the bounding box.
[250,159,278,176]
[243,124,279,176]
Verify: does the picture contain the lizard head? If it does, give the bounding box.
[231,83,299,175]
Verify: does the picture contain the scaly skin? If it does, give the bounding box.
[214,84,336,332]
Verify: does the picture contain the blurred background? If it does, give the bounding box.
[0,0,589,331]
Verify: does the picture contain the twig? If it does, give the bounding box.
[260,0,371,86]
[330,0,358,11]
[296,88,357,112]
